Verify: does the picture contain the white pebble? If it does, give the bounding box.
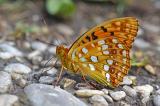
[0,94,19,106]
[110,91,126,101]
[4,63,32,74]
[75,89,104,97]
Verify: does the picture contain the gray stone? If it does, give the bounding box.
[39,76,55,84]
[31,41,48,52]
[153,95,160,106]
[110,91,126,101]
[120,101,131,106]
[134,39,150,49]
[24,84,87,106]
[103,95,113,103]
[133,84,153,97]
[0,71,12,93]
[101,89,108,95]
[0,94,19,106]
[4,63,32,74]
[155,89,160,95]
[89,95,108,106]
[48,46,56,55]
[0,43,23,59]
[75,89,104,97]
[123,86,137,97]
[56,24,74,36]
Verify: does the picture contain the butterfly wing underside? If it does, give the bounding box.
[68,17,138,87]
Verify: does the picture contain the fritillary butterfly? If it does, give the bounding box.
[56,17,139,88]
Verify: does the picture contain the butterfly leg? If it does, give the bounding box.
[54,66,64,87]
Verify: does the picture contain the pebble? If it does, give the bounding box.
[4,63,32,74]
[89,95,108,106]
[0,94,19,106]
[153,95,160,106]
[101,89,109,95]
[0,43,23,59]
[120,76,133,85]
[133,84,153,97]
[56,24,74,36]
[39,76,55,84]
[75,89,104,97]
[141,96,150,105]
[134,39,150,49]
[24,84,87,106]
[27,50,41,60]
[120,101,131,106]
[103,95,113,103]
[110,91,126,101]
[46,67,58,76]
[48,46,57,55]
[156,89,160,95]
[0,71,12,93]
[145,64,156,75]
[60,78,76,88]
[31,41,48,52]
[123,86,137,97]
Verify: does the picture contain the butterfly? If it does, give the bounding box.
[56,17,139,88]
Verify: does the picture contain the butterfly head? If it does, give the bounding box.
[56,45,69,60]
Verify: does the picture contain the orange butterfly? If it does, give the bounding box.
[56,17,139,88]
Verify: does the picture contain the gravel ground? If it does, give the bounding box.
[0,1,160,106]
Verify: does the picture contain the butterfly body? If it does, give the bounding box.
[56,17,139,88]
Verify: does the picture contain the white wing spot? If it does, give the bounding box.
[112,38,118,43]
[104,65,109,71]
[122,50,127,57]
[78,53,82,58]
[106,73,110,82]
[103,50,109,55]
[118,44,123,49]
[117,72,121,78]
[90,56,98,62]
[82,48,88,54]
[80,57,86,62]
[91,43,95,47]
[89,64,95,71]
[72,50,76,59]
[98,40,105,45]
[102,44,108,50]
[107,60,113,65]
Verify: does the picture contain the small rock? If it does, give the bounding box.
[141,96,150,105]
[123,86,137,97]
[31,41,48,52]
[0,43,23,59]
[110,91,126,101]
[0,94,19,106]
[133,84,153,97]
[89,95,108,106]
[101,89,109,95]
[39,76,55,84]
[145,64,156,75]
[74,83,95,90]
[48,46,57,55]
[120,76,136,85]
[56,24,74,36]
[120,101,131,106]
[137,27,144,36]
[0,71,12,93]
[24,84,87,106]
[46,67,58,76]
[103,95,113,103]
[60,78,76,88]
[134,39,150,49]
[27,50,41,60]
[4,63,32,74]
[156,89,160,95]
[153,95,160,106]
[75,89,104,97]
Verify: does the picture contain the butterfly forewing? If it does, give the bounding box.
[67,17,138,87]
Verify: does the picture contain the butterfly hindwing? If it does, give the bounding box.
[68,17,138,87]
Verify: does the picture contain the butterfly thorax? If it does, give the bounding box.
[56,45,78,72]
